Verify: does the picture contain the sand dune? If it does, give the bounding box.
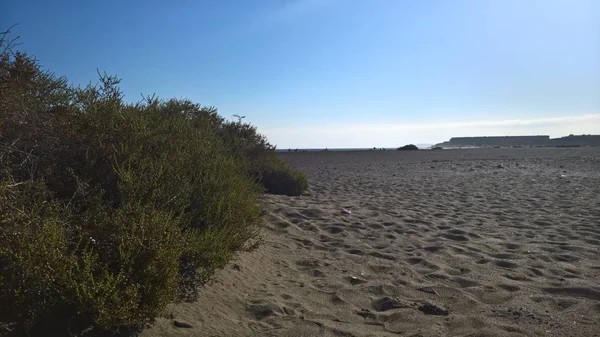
[142,148,600,337]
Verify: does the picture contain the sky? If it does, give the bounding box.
[4,0,599,148]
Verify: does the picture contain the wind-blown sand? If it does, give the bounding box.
[142,148,600,337]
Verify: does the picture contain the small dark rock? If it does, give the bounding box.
[374,297,407,312]
[416,287,438,295]
[232,264,241,271]
[173,320,193,328]
[349,276,367,285]
[418,302,449,316]
[355,309,377,320]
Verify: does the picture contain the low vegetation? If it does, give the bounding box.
[397,144,419,151]
[0,29,307,336]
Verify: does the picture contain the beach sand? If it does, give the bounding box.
[142,148,600,337]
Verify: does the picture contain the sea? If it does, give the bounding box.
[276,147,427,152]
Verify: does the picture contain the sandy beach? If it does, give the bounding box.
[142,147,600,337]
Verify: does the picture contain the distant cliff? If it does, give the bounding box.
[549,134,600,147]
[434,135,600,148]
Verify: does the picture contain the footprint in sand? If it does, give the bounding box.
[325,225,344,234]
[406,257,440,270]
[440,232,470,242]
[497,284,521,292]
[490,253,520,260]
[503,273,532,282]
[552,254,579,262]
[494,259,519,269]
[543,287,600,301]
[368,251,396,261]
[423,245,444,253]
[368,223,385,230]
[528,267,545,276]
[246,299,296,319]
[272,219,291,229]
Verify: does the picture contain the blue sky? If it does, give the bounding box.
[4,0,599,148]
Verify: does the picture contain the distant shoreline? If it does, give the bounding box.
[275,144,599,153]
[433,134,600,148]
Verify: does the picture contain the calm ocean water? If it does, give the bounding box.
[275,148,398,152]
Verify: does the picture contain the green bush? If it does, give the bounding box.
[0,180,77,336]
[261,167,309,196]
[253,154,309,196]
[219,118,309,196]
[0,29,304,336]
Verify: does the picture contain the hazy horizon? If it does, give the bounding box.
[5,0,599,148]
[274,128,600,150]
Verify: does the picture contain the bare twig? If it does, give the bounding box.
[0,142,39,159]
[0,24,21,55]
[5,182,27,188]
